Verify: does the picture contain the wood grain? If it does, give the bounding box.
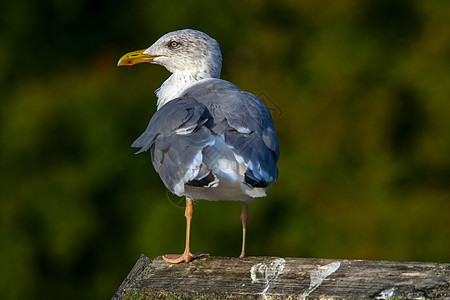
[112,255,450,299]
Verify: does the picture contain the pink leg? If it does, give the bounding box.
[239,202,249,258]
[163,198,209,264]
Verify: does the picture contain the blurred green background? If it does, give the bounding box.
[1,0,449,299]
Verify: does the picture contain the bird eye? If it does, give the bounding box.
[169,41,180,49]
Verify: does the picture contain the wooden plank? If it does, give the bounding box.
[112,255,450,299]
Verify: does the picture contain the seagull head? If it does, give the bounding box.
[118,29,222,79]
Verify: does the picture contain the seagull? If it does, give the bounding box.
[118,29,279,264]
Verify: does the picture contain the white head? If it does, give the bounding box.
[118,29,223,108]
[118,29,222,79]
[146,29,222,78]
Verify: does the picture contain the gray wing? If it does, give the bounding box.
[181,79,280,187]
[132,97,215,196]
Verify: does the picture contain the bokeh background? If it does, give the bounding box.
[1,0,449,299]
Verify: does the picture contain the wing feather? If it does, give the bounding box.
[132,97,214,195]
[181,79,280,187]
[133,79,280,198]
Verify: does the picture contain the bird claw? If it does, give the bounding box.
[162,252,209,264]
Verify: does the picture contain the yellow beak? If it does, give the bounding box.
[117,49,159,66]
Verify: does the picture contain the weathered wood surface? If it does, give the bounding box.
[112,255,449,299]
